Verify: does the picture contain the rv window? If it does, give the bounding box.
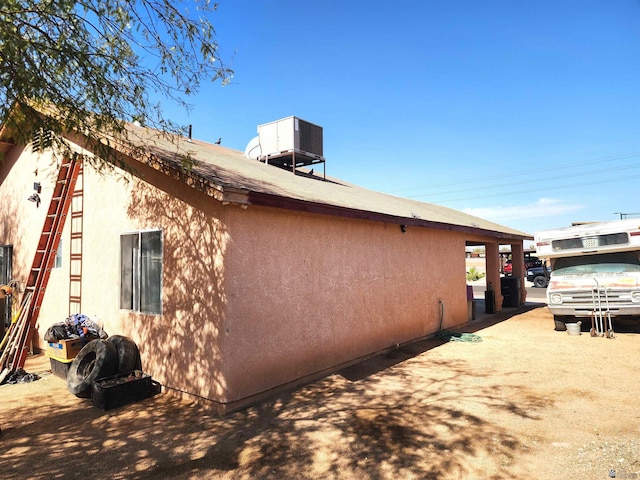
[554,252,640,275]
[552,232,629,251]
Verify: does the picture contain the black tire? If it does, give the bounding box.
[554,315,568,331]
[107,335,142,373]
[533,276,548,288]
[67,339,118,398]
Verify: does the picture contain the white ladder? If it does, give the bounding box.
[590,278,615,339]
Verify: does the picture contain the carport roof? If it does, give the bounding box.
[116,124,532,242]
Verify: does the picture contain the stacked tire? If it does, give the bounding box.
[67,335,141,398]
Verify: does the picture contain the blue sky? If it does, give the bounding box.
[159,1,640,236]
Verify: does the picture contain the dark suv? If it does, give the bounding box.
[526,265,551,288]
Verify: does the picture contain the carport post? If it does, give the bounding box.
[510,242,527,306]
[485,242,503,312]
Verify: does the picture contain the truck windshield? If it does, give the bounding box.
[554,252,640,275]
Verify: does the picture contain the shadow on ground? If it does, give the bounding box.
[1,306,549,479]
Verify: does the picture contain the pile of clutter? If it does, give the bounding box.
[3,368,39,384]
[44,318,159,410]
[44,314,108,343]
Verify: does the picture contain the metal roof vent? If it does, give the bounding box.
[246,116,326,177]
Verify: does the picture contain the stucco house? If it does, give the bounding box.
[0,115,531,412]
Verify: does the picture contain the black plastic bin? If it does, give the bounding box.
[501,276,521,308]
[49,356,73,379]
[92,370,160,410]
[484,289,496,314]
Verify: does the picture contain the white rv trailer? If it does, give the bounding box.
[534,219,640,330]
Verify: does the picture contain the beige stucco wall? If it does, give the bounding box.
[1,147,230,400]
[80,158,230,401]
[222,206,468,403]
[2,143,471,409]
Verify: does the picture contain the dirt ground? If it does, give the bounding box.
[2,305,640,480]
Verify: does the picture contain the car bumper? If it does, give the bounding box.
[547,304,640,317]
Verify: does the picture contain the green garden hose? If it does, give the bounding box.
[437,300,482,343]
[438,331,483,343]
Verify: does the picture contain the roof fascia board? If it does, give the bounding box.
[248,191,532,242]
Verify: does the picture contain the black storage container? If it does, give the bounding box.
[484,289,496,314]
[92,370,160,410]
[49,356,73,379]
[501,276,521,308]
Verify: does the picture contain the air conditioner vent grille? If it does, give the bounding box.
[297,119,323,157]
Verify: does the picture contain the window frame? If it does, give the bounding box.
[119,229,163,315]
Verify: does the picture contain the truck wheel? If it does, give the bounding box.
[533,276,548,288]
[67,340,118,398]
[553,315,567,331]
[107,335,142,373]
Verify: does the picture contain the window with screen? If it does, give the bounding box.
[120,230,162,314]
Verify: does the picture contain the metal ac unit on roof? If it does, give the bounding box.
[257,116,324,161]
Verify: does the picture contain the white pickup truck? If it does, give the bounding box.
[534,219,640,331]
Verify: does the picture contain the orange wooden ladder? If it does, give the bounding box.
[0,156,81,380]
[68,162,84,315]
